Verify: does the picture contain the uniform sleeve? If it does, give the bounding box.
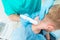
[2,0,16,16]
[39,0,55,20]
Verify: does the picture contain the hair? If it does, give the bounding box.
[46,4,60,30]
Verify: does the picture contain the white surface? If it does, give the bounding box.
[0,0,21,39]
[0,0,8,23]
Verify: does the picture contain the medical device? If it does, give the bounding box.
[20,15,38,25]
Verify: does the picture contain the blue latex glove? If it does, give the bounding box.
[39,0,55,20]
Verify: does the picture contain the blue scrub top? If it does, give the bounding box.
[2,0,41,16]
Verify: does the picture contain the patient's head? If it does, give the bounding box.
[32,4,60,33]
[43,4,60,30]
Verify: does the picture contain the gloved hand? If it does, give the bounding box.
[39,0,55,20]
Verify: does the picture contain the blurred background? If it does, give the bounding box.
[0,0,60,40]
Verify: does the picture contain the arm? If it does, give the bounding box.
[8,14,20,22]
[2,0,19,21]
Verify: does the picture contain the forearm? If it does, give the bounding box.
[8,14,20,22]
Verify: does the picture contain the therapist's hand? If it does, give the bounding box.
[8,14,20,22]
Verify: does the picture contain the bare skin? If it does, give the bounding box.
[32,16,55,40]
[8,14,20,22]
